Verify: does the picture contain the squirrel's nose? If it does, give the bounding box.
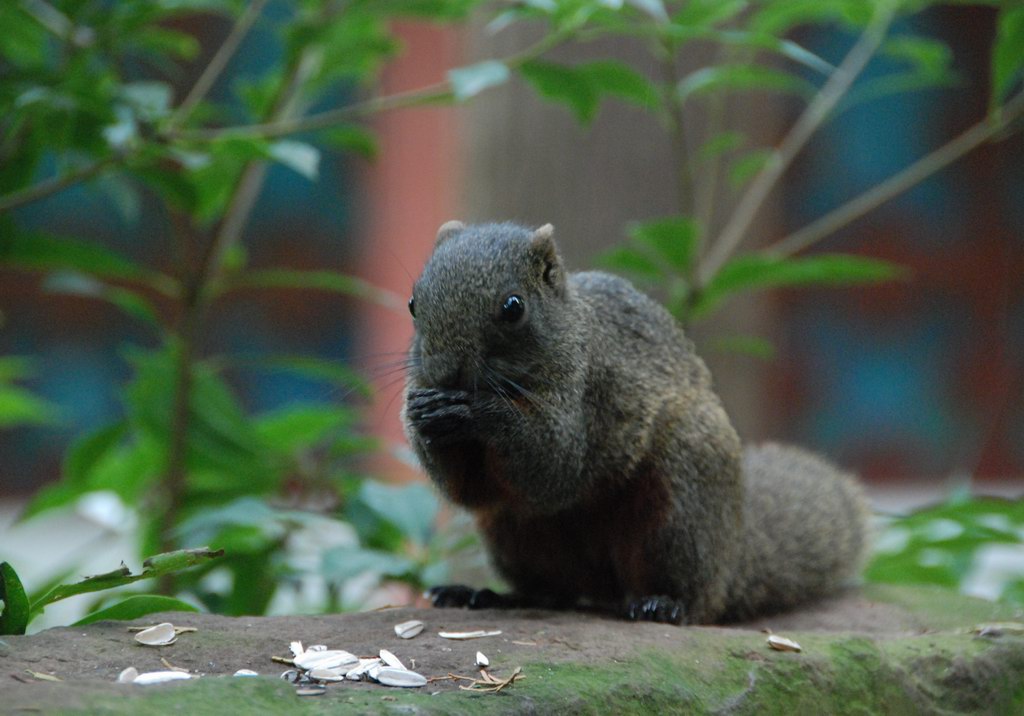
[422,352,466,389]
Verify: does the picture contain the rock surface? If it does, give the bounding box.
[1,584,1023,714]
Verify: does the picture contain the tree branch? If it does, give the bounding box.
[698,6,895,284]
[0,157,116,214]
[766,91,1024,258]
[166,0,270,131]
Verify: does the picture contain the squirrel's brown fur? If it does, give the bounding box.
[402,222,869,624]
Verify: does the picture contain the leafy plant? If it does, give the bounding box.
[2,0,1021,618]
[484,0,1024,339]
[0,548,221,635]
[867,495,1024,605]
[0,356,58,428]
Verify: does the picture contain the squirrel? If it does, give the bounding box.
[402,221,869,624]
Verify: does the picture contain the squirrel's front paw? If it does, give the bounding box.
[405,388,473,443]
[621,595,687,625]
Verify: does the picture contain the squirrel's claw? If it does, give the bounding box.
[622,595,687,625]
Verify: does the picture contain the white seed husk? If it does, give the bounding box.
[366,663,383,682]
[438,630,502,640]
[379,648,406,670]
[308,666,347,682]
[475,651,489,667]
[296,686,326,696]
[280,669,302,683]
[117,666,138,683]
[132,670,193,685]
[767,635,802,652]
[376,667,427,688]
[346,658,382,681]
[233,669,259,677]
[394,619,425,639]
[289,641,304,658]
[133,622,177,646]
[293,649,359,670]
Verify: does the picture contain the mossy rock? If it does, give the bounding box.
[1,584,1022,714]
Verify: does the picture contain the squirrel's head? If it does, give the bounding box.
[407,221,576,391]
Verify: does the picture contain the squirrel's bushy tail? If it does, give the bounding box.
[723,443,870,621]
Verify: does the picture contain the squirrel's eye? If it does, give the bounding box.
[500,295,525,323]
[408,296,415,317]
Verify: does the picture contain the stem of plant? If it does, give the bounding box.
[659,38,694,219]
[766,90,1024,258]
[697,6,895,284]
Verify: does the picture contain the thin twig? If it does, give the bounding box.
[698,6,895,284]
[0,157,116,214]
[170,31,568,143]
[659,38,695,218]
[767,91,1024,258]
[176,83,454,142]
[167,0,270,131]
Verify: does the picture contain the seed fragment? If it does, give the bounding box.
[132,670,193,685]
[376,667,427,688]
[438,630,502,640]
[379,648,405,670]
[766,634,802,652]
[346,658,382,681]
[233,669,259,677]
[134,622,177,646]
[309,666,347,682]
[293,649,359,670]
[475,651,489,667]
[117,667,138,684]
[296,686,326,696]
[394,619,425,639]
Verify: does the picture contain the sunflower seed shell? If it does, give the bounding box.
[376,667,427,688]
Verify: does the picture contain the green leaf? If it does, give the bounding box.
[699,131,745,162]
[0,562,30,635]
[579,61,661,109]
[268,140,320,181]
[677,65,815,103]
[64,421,129,485]
[30,548,224,615]
[0,385,58,427]
[673,0,746,28]
[694,253,908,318]
[752,0,873,37]
[0,230,159,284]
[225,269,395,305]
[0,357,33,382]
[254,405,355,455]
[448,60,511,101]
[358,480,439,547]
[628,217,699,273]
[121,81,173,121]
[520,60,600,125]
[73,595,199,626]
[729,148,774,188]
[321,546,416,583]
[595,246,662,280]
[42,271,160,326]
[320,125,379,160]
[992,4,1024,108]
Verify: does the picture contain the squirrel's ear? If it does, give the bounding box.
[435,220,466,247]
[529,223,564,291]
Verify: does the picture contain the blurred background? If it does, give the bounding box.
[1,0,1021,628]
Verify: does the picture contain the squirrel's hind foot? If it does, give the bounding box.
[621,595,687,625]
